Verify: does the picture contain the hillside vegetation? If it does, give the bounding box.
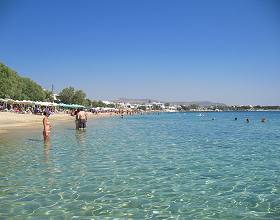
[0,63,46,101]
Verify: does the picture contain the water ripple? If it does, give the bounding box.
[0,112,280,219]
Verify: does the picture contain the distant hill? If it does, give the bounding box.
[114,98,226,106]
[168,101,226,107]
[115,98,158,104]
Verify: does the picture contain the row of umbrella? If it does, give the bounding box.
[0,98,85,109]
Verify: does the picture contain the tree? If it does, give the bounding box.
[164,103,170,107]
[189,104,199,110]
[180,105,190,111]
[83,98,92,108]
[152,104,162,110]
[0,63,46,101]
[59,87,75,104]
[72,90,86,105]
[107,103,116,108]
[19,77,46,101]
[91,100,107,108]
[0,63,21,99]
[44,90,54,102]
[59,87,88,105]
[0,63,90,103]
[138,105,146,111]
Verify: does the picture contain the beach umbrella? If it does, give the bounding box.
[21,100,33,105]
[33,101,51,106]
[6,99,15,104]
[59,103,68,108]
[43,102,52,106]
[49,103,58,107]
[14,100,33,105]
[69,104,85,109]
[58,103,71,108]
[33,101,43,106]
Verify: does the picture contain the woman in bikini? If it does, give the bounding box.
[43,111,51,141]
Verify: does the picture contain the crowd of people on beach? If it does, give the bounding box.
[0,102,71,115]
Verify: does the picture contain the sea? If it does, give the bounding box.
[0,111,280,219]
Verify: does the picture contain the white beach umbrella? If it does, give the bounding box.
[22,100,33,105]
[33,101,42,106]
[6,99,14,104]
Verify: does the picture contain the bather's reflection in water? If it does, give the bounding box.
[75,130,88,177]
[75,130,87,145]
[44,138,52,162]
[43,139,62,186]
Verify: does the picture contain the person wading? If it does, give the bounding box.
[77,108,87,130]
[43,111,51,141]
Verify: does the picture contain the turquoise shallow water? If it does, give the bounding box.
[0,112,280,219]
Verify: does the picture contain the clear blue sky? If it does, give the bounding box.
[0,0,279,105]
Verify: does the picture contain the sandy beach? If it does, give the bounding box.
[0,112,115,134]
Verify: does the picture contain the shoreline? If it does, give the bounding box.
[1,110,278,135]
[0,112,116,135]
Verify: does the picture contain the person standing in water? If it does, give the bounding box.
[74,109,80,130]
[77,108,87,130]
[43,111,51,141]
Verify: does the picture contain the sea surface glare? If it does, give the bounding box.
[0,112,280,219]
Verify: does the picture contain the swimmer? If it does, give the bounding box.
[261,118,266,123]
[235,117,237,120]
[43,111,51,141]
[246,118,250,123]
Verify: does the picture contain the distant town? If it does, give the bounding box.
[88,98,280,112]
[1,62,279,113]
